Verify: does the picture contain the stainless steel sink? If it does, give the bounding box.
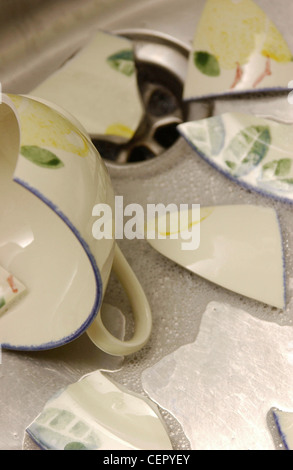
[0,0,201,94]
[1,0,293,451]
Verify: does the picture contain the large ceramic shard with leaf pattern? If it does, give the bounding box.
[26,370,173,450]
[146,205,285,309]
[178,113,293,204]
[30,30,144,142]
[183,0,293,100]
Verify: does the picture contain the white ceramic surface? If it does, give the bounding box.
[0,93,152,355]
[0,265,26,314]
[178,113,293,204]
[30,30,144,142]
[273,409,293,450]
[183,0,293,100]
[146,205,285,309]
[142,301,293,450]
[26,370,173,450]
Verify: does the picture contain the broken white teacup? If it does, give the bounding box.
[0,93,152,355]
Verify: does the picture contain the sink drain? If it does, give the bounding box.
[91,30,211,164]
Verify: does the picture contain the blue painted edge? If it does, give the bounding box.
[1,177,103,351]
[26,427,48,450]
[272,410,290,451]
[177,125,288,309]
[276,211,288,309]
[183,85,290,103]
[177,125,293,207]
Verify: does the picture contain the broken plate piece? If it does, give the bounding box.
[26,370,173,450]
[183,0,293,100]
[178,113,293,204]
[142,301,293,450]
[0,266,26,314]
[30,30,144,142]
[272,409,293,450]
[146,205,285,309]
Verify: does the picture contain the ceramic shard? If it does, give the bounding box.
[183,0,293,100]
[26,370,173,450]
[146,204,285,309]
[30,30,144,142]
[272,409,293,450]
[178,113,293,204]
[142,301,293,450]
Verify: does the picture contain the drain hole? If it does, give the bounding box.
[91,32,211,164]
[147,88,178,117]
[128,145,156,162]
[154,123,179,148]
[91,140,120,161]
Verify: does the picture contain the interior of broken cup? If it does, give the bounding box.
[0,97,103,350]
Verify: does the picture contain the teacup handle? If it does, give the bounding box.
[86,243,152,356]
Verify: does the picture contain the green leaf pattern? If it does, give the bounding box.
[183,115,225,157]
[27,408,101,450]
[107,49,135,76]
[20,146,64,169]
[194,51,221,77]
[223,125,271,177]
[258,158,293,192]
[178,114,293,202]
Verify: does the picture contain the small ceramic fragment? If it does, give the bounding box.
[142,301,293,450]
[178,113,293,204]
[30,30,144,142]
[146,205,285,309]
[272,409,293,450]
[183,0,293,100]
[26,370,172,450]
[0,266,26,315]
